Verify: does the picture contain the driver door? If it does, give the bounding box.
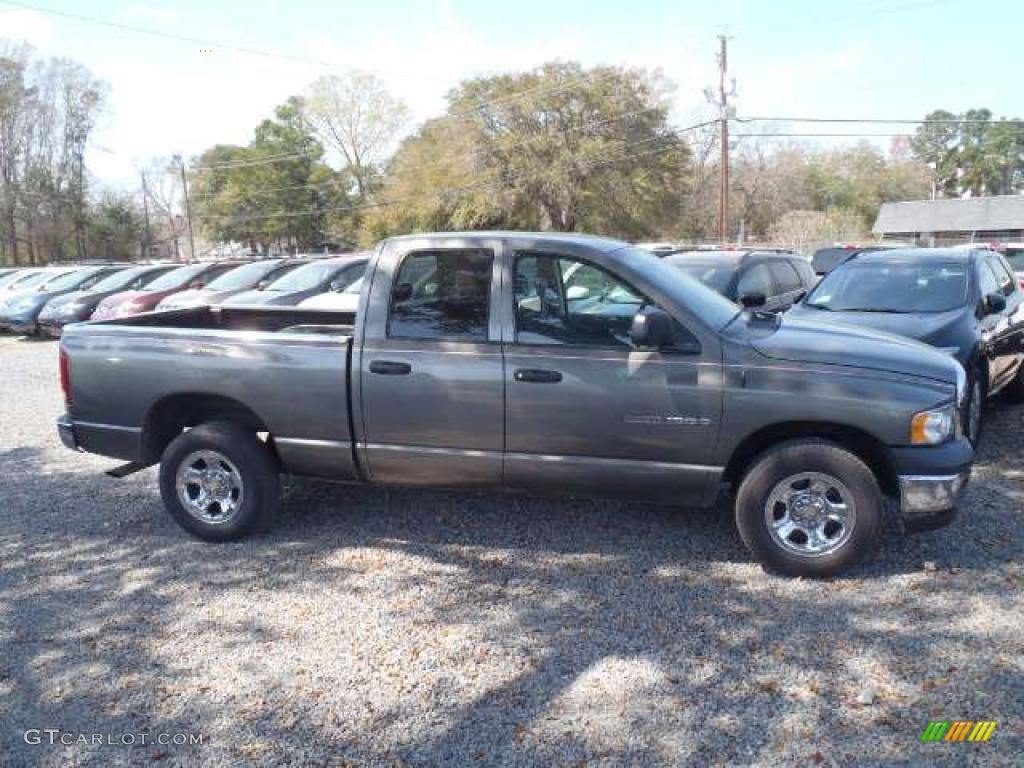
[502,251,721,503]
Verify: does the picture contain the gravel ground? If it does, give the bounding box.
[0,336,1022,767]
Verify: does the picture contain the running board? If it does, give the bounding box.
[106,462,149,478]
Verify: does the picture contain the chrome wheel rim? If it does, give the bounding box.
[967,380,982,444]
[175,450,244,524]
[764,472,855,558]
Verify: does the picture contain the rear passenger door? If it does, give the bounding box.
[357,246,504,485]
[980,253,1024,389]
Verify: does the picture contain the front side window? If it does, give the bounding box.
[388,249,492,341]
[514,253,648,348]
[977,259,1001,298]
[987,255,1016,296]
[736,263,774,299]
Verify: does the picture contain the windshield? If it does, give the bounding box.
[145,264,207,291]
[343,276,363,294]
[205,261,275,290]
[42,268,104,292]
[665,260,735,294]
[615,246,740,330]
[18,270,70,291]
[91,266,154,293]
[806,261,968,313]
[265,261,339,292]
[0,271,37,290]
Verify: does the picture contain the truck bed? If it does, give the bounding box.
[89,305,356,336]
[61,305,360,482]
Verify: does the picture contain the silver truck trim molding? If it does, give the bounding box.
[275,437,352,449]
[74,420,142,433]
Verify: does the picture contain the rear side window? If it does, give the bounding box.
[790,258,816,286]
[388,249,493,341]
[767,260,802,292]
[736,263,773,298]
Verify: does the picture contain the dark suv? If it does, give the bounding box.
[664,250,816,312]
[790,247,1024,445]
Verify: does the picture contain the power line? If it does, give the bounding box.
[0,0,617,135]
[736,116,1024,125]
[735,131,1024,138]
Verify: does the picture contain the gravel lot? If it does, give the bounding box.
[1,336,1022,767]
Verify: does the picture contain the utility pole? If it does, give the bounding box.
[176,155,196,261]
[140,171,152,261]
[716,34,732,244]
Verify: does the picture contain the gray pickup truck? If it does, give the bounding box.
[58,233,973,577]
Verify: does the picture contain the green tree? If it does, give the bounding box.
[192,98,354,253]
[366,61,690,241]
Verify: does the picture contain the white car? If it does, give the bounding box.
[298,276,363,312]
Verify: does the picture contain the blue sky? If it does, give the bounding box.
[1,0,1020,187]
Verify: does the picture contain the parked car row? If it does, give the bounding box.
[0,254,370,337]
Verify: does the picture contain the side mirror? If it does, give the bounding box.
[630,307,673,349]
[256,279,271,291]
[329,279,345,293]
[188,280,204,290]
[392,283,413,303]
[566,285,590,301]
[739,292,767,308]
[985,292,1006,314]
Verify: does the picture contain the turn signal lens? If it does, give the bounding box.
[910,405,955,445]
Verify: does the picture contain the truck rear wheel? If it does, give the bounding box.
[735,439,881,577]
[159,421,280,541]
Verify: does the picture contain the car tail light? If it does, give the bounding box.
[59,346,72,410]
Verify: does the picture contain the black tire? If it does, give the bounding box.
[964,367,985,446]
[735,439,882,578]
[158,421,280,541]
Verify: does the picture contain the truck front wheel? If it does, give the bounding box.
[158,422,280,541]
[735,439,882,577]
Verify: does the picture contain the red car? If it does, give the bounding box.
[91,261,248,321]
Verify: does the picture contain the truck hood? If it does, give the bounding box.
[742,312,959,385]
[787,304,964,345]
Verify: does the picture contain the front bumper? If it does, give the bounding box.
[1,308,42,334]
[898,472,969,531]
[890,437,973,532]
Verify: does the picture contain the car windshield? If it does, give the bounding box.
[144,264,207,291]
[42,268,104,292]
[91,266,155,292]
[205,261,274,290]
[265,261,339,292]
[13,270,61,291]
[806,261,968,313]
[665,260,736,294]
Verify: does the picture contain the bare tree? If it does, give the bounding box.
[304,71,409,199]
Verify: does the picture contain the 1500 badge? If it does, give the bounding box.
[624,415,712,426]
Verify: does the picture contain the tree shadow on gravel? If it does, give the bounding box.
[2,407,1023,767]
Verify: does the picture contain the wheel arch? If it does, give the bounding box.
[724,422,898,497]
[142,392,273,464]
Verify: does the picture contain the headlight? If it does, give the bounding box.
[910,404,956,445]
